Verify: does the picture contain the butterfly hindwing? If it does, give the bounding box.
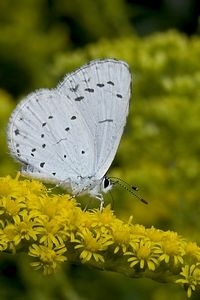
[7,89,96,183]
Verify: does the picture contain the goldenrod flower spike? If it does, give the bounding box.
[0,176,200,297]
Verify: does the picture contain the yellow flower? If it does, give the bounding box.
[36,195,68,220]
[176,264,200,298]
[146,226,166,243]
[13,211,41,243]
[74,228,112,263]
[0,196,25,217]
[1,175,200,297]
[0,176,18,196]
[159,232,185,265]
[184,242,200,261]
[0,175,44,199]
[29,243,67,275]
[130,224,147,238]
[90,205,117,228]
[111,221,131,254]
[127,239,161,271]
[37,218,67,247]
[1,223,19,251]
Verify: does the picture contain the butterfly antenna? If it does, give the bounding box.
[109,176,148,205]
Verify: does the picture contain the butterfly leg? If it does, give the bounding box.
[95,194,104,211]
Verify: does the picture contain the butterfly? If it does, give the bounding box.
[7,58,132,209]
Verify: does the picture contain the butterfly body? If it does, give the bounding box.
[7,59,132,207]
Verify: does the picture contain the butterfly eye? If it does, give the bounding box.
[103,177,110,188]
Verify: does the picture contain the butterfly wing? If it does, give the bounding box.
[58,59,132,179]
[7,59,132,188]
[7,89,96,184]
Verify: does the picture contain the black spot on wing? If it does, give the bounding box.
[107,81,114,86]
[71,116,76,120]
[14,129,20,136]
[84,88,94,93]
[75,96,84,101]
[65,127,70,131]
[98,119,113,124]
[116,94,122,98]
[97,83,105,87]
[40,162,45,168]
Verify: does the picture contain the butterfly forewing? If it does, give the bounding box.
[58,59,132,179]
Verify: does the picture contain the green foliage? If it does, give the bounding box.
[0,0,67,95]
[0,90,15,175]
[53,0,132,42]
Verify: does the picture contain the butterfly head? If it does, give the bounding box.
[101,176,113,194]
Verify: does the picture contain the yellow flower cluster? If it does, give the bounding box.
[0,175,200,297]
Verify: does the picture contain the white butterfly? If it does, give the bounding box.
[7,58,132,209]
